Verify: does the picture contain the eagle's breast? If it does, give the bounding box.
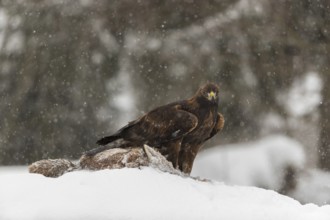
[182,106,216,145]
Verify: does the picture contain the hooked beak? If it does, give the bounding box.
[207,91,216,101]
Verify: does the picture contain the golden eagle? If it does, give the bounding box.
[87,83,224,174]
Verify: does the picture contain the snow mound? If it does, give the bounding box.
[292,169,330,205]
[1,167,329,220]
[192,135,305,191]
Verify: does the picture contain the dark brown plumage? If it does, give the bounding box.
[87,82,224,174]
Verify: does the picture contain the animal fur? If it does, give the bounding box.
[29,145,179,178]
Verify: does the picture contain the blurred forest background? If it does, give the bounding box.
[0,0,329,172]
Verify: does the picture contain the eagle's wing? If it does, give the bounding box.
[123,104,198,144]
[204,112,225,141]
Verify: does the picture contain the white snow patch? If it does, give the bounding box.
[4,31,24,54]
[0,167,329,220]
[237,0,265,15]
[192,135,305,191]
[112,89,134,112]
[91,51,104,64]
[99,30,118,52]
[91,18,119,53]
[0,9,8,28]
[146,38,162,51]
[0,165,27,175]
[103,51,136,126]
[292,169,330,206]
[170,63,188,78]
[281,72,322,117]
[108,70,135,117]
[259,112,286,135]
[125,33,143,52]
[99,74,136,124]
[80,0,93,7]
[0,8,8,51]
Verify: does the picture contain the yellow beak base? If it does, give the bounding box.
[207,91,216,100]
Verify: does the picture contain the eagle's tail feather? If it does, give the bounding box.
[96,135,120,145]
[84,145,111,156]
[84,135,121,156]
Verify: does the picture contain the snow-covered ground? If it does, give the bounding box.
[192,135,305,191]
[192,135,330,205]
[292,169,330,205]
[1,167,330,220]
[0,165,27,175]
[1,135,330,219]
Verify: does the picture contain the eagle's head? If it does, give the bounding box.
[196,82,220,104]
